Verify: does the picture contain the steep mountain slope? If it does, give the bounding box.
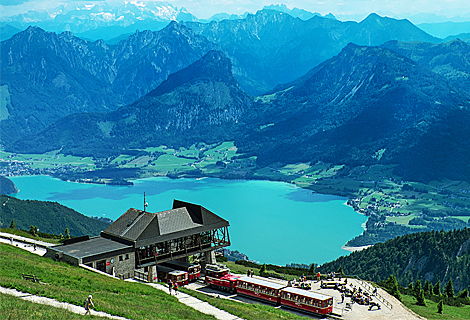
[0,176,18,194]
[0,23,219,143]
[0,26,116,142]
[382,39,470,94]
[8,51,253,156]
[0,195,111,237]
[239,43,470,181]
[317,228,470,293]
[183,11,440,94]
[0,24,23,41]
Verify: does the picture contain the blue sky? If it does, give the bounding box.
[1,0,469,21]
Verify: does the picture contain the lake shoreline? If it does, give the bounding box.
[9,174,367,265]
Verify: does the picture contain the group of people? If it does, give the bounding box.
[246,269,254,277]
[349,285,374,305]
[168,279,179,295]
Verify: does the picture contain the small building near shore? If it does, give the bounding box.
[45,200,230,280]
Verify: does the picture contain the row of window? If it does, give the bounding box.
[238,283,277,296]
[282,293,330,308]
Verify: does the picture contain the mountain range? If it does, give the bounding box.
[2,8,470,182]
[1,12,446,144]
[182,11,440,94]
[8,50,251,157]
[0,23,218,142]
[0,1,197,40]
[8,41,470,182]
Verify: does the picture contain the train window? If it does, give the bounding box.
[301,297,305,304]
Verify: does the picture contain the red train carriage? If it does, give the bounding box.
[163,260,201,281]
[280,287,333,315]
[205,264,239,292]
[236,276,286,305]
[157,265,189,287]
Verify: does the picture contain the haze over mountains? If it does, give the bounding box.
[1,10,448,141]
[2,4,470,182]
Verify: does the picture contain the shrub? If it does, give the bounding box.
[437,299,443,314]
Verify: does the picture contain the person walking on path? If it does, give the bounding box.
[174,282,178,295]
[168,280,173,295]
[84,294,95,315]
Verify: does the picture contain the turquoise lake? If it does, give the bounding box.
[9,175,366,266]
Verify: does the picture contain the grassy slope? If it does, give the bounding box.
[0,243,215,320]
[0,227,62,244]
[401,294,470,320]
[0,293,105,320]
[0,243,311,319]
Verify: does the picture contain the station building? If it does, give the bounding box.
[45,200,230,280]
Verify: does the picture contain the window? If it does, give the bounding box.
[125,254,129,260]
[119,256,123,261]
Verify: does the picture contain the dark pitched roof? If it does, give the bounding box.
[51,236,132,259]
[102,200,229,247]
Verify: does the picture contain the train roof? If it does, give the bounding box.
[238,276,286,290]
[206,264,230,272]
[157,265,187,276]
[282,287,333,300]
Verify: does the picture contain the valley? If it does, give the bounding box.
[2,141,470,247]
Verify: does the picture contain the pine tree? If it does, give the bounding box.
[259,263,267,274]
[414,279,422,295]
[9,219,16,229]
[387,275,402,301]
[433,281,441,296]
[337,265,344,275]
[309,263,315,276]
[423,280,430,294]
[437,299,443,314]
[457,288,469,299]
[445,279,454,298]
[416,289,426,306]
[29,225,38,236]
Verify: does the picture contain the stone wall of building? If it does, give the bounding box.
[44,247,80,266]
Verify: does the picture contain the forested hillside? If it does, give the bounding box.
[318,228,470,293]
[0,195,110,236]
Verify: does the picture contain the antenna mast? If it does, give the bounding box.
[143,192,148,212]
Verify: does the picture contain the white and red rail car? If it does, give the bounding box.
[157,265,188,287]
[163,260,201,282]
[205,264,239,292]
[236,276,285,305]
[280,287,334,315]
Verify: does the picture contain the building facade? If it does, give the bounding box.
[45,200,230,280]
